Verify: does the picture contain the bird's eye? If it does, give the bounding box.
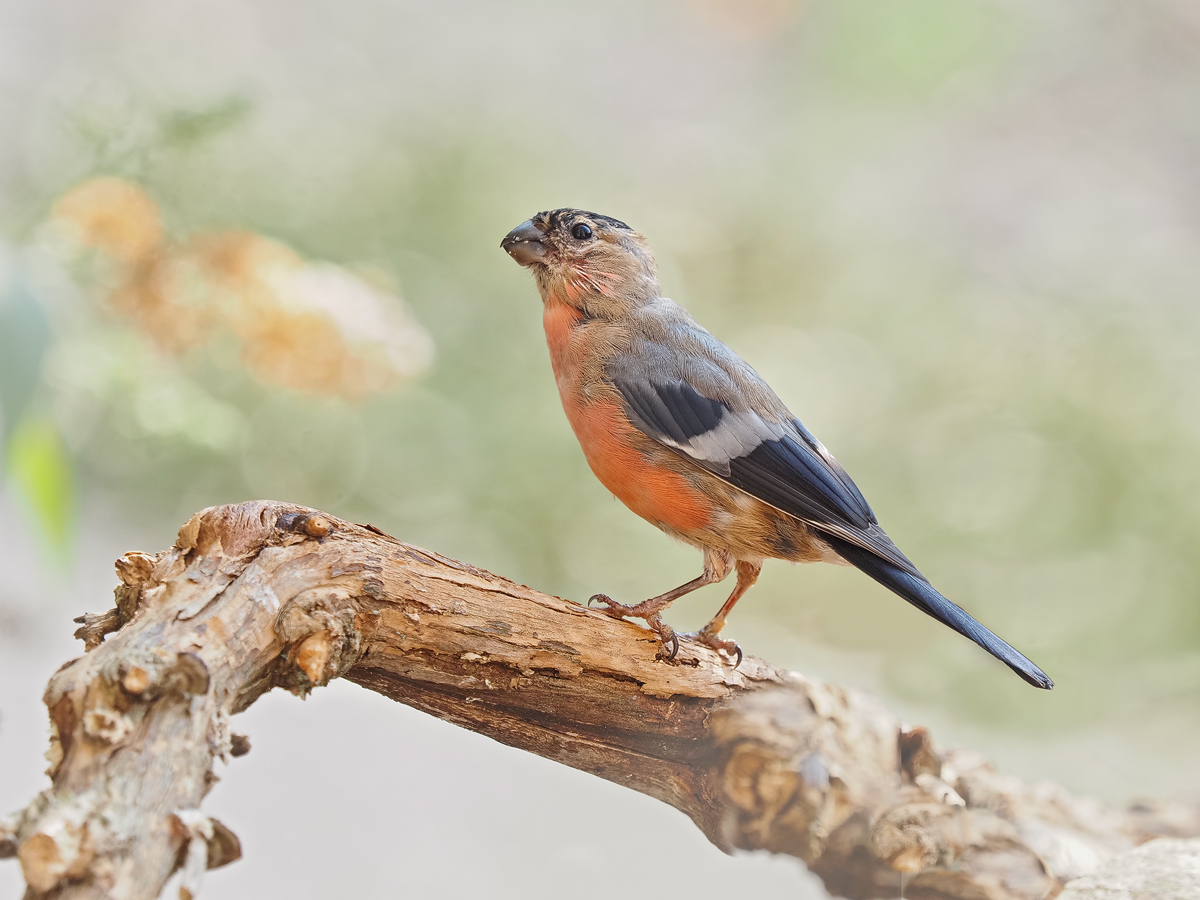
[571,223,593,241]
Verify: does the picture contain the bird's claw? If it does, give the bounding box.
[655,630,680,663]
[587,593,631,615]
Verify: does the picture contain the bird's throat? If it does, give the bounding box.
[542,299,584,380]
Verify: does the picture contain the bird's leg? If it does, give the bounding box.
[589,549,734,661]
[682,559,761,667]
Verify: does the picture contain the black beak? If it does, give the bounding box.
[501,219,547,266]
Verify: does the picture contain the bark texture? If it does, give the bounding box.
[0,501,1195,900]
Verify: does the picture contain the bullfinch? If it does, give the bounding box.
[502,208,1052,689]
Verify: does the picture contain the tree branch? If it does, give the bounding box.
[1,501,1195,900]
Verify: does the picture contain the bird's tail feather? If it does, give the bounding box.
[823,535,1053,690]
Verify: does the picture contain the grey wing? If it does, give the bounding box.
[608,318,923,578]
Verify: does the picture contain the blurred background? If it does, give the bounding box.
[2,0,1199,897]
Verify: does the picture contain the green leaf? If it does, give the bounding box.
[7,414,74,554]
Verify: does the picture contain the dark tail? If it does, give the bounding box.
[824,535,1053,690]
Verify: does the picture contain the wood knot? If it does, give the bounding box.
[121,665,151,696]
[113,652,210,699]
[295,632,332,684]
[168,653,211,696]
[276,512,335,539]
[276,589,363,695]
[722,744,800,819]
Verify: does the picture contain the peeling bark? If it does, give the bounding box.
[1,501,1196,900]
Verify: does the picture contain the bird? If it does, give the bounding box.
[501,208,1053,689]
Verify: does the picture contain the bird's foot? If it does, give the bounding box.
[586,592,630,616]
[681,627,743,668]
[587,593,669,619]
[588,594,680,663]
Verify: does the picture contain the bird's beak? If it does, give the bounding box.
[501,219,547,266]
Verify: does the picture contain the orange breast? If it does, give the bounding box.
[568,400,711,533]
[542,298,711,534]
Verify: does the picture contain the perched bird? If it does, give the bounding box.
[501,209,1053,689]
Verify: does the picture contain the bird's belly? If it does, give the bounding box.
[706,487,845,565]
[561,396,712,534]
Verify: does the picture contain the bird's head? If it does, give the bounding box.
[501,209,659,314]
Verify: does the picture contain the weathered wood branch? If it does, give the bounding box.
[0,501,1196,900]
